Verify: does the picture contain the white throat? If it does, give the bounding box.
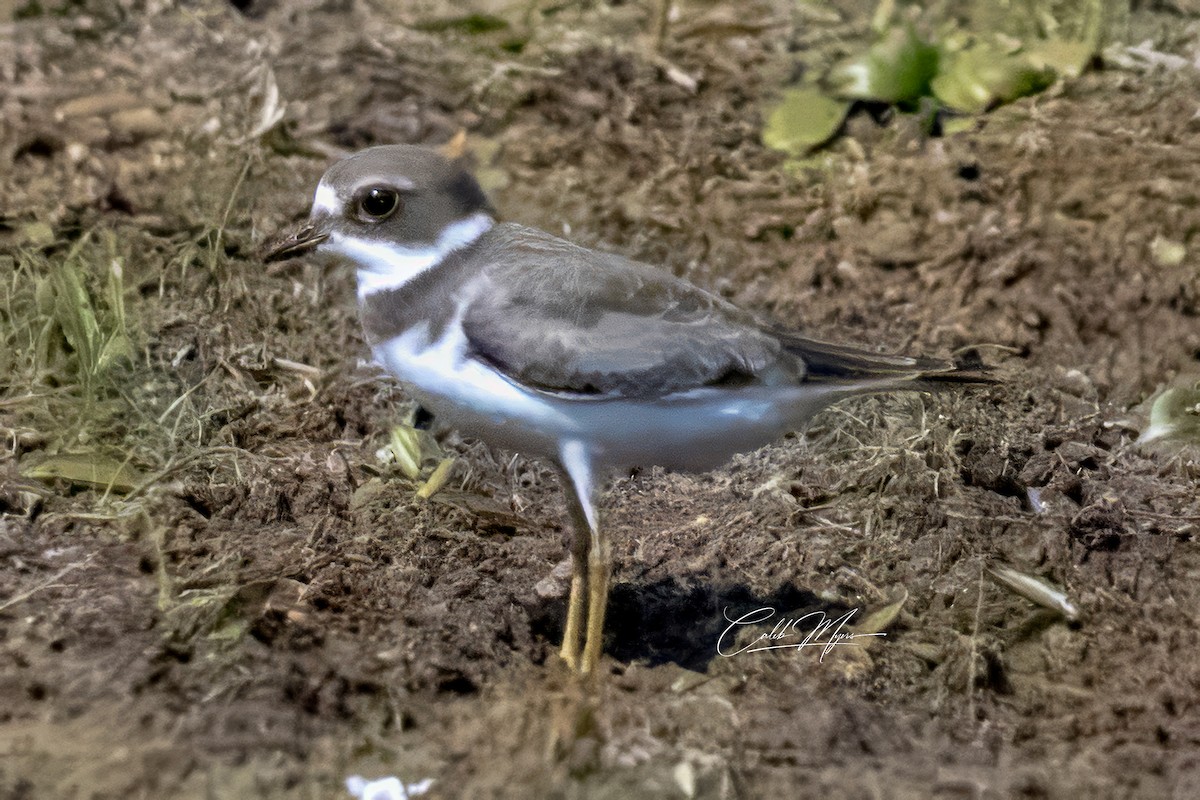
[323,212,494,300]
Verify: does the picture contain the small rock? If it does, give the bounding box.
[1053,367,1095,398]
[57,90,142,119]
[109,107,166,140]
[1150,234,1186,268]
[534,575,565,600]
[673,761,696,799]
[535,559,572,599]
[345,775,433,800]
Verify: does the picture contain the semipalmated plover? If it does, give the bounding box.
[262,144,988,675]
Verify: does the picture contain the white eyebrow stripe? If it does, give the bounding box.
[352,175,416,194]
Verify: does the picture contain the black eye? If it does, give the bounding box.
[359,187,400,220]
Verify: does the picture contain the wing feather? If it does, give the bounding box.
[460,225,789,398]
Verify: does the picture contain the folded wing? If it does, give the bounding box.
[460,225,791,398]
[460,225,989,399]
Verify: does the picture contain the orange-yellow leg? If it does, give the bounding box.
[559,525,588,671]
[558,441,605,674]
[580,526,611,675]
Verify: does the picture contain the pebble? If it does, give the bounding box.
[109,107,166,139]
[56,90,142,119]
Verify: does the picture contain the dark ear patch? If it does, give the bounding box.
[446,170,493,215]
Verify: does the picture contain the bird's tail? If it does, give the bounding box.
[778,333,996,388]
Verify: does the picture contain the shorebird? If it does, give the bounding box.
[261,144,986,675]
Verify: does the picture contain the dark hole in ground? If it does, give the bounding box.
[14,135,61,160]
[226,0,271,18]
[438,673,478,695]
[531,578,825,672]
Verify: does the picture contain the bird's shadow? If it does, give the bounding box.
[531,577,832,672]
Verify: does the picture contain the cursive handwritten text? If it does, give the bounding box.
[716,606,885,661]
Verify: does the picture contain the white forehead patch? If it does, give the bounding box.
[312,182,340,215]
[321,211,494,300]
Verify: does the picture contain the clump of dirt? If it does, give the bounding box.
[3,1,1200,798]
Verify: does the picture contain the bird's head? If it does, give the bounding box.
[260,144,495,294]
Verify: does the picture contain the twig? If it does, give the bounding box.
[967,565,984,724]
[0,555,95,613]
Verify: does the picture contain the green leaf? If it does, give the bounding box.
[21,451,143,493]
[829,26,940,105]
[386,424,423,480]
[931,44,1055,114]
[762,87,850,156]
[411,13,509,35]
[853,590,908,637]
[941,115,980,135]
[20,221,55,247]
[1026,38,1095,79]
[416,457,456,500]
[97,331,133,371]
[50,261,102,379]
[1139,386,1200,446]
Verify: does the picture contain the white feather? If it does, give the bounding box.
[325,212,493,300]
[377,303,569,436]
[312,183,339,215]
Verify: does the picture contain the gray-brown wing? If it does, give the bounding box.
[460,226,793,398]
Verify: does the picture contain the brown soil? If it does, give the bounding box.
[3,2,1200,798]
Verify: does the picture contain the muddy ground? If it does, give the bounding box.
[3,1,1200,798]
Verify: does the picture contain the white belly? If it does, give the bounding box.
[374,323,849,472]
